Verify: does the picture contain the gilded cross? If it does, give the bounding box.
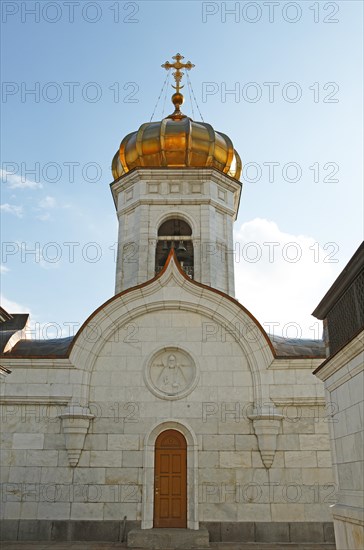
[161,53,195,93]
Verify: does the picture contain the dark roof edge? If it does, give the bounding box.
[0,307,13,322]
[0,313,30,353]
[312,242,364,320]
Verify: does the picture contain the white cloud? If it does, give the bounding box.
[36,196,56,220]
[36,212,51,222]
[233,218,337,338]
[0,265,9,274]
[0,294,73,340]
[39,196,56,209]
[0,294,29,314]
[0,294,72,340]
[0,203,23,218]
[0,169,42,189]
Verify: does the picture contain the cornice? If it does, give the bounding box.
[313,330,364,381]
[117,197,237,218]
[0,395,71,405]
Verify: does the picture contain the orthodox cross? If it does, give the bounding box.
[161,53,195,93]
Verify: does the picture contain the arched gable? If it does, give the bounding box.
[68,251,275,407]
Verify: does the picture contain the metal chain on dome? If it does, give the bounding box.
[150,71,170,122]
[187,74,195,120]
[161,71,171,119]
[186,73,204,122]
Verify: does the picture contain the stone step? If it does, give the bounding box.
[130,545,335,550]
[127,527,210,549]
[209,545,336,550]
[0,543,337,549]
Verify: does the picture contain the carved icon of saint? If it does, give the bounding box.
[156,354,187,394]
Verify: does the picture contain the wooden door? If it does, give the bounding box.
[154,429,187,528]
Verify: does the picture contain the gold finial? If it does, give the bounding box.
[162,53,195,119]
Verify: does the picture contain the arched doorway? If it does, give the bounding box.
[153,429,187,528]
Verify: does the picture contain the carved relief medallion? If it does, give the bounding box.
[145,348,198,400]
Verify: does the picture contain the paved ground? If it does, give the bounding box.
[0,543,337,550]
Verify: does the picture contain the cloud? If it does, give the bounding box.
[233,218,337,338]
[0,294,72,339]
[0,265,9,274]
[0,294,29,314]
[0,294,71,341]
[0,203,23,218]
[0,169,42,189]
[36,196,56,221]
[39,196,56,209]
[36,213,51,222]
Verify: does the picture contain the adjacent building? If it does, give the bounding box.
[313,242,364,550]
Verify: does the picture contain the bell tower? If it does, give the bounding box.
[110,54,242,297]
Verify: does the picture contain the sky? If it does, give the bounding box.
[1,0,363,340]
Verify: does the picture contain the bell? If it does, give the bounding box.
[162,240,168,251]
[177,240,187,254]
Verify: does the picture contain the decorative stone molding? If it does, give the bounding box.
[249,404,283,469]
[59,406,94,467]
[0,396,70,405]
[271,397,326,407]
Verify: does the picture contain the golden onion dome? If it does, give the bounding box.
[111,54,242,181]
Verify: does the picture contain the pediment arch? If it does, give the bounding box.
[69,252,275,406]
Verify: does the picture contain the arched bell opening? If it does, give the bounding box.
[155,219,194,278]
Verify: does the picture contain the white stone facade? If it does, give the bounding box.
[0,166,337,544]
[1,257,335,531]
